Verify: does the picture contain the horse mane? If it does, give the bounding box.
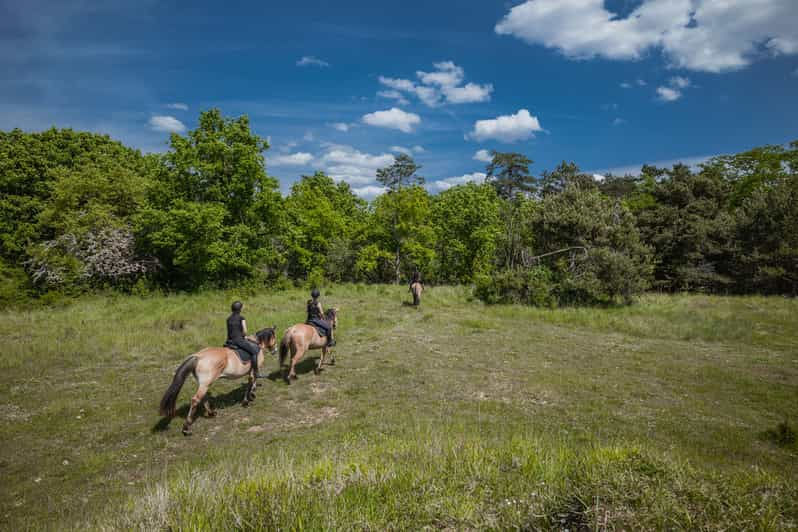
[255,327,275,343]
[324,308,336,320]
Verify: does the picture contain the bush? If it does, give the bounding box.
[474,267,557,307]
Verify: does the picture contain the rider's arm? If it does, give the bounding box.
[316,301,324,315]
[241,319,248,336]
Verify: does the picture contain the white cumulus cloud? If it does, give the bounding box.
[269,152,314,166]
[148,115,186,133]
[165,102,188,111]
[470,109,543,143]
[656,76,692,102]
[296,56,330,67]
[351,185,387,199]
[318,144,395,186]
[473,149,493,162]
[331,122,350,132]
[656,86,682,101]
[495,0,798,73]
[378,61,493,107]
[362,108,421,133]
[428,172,487,192]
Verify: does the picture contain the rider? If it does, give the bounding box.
[410,270,422,288]
[306,288,335,347]
[225,301,262,378]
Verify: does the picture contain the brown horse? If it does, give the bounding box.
[278,308,338,383]
[410,281,423,306]
[159,327,277,435]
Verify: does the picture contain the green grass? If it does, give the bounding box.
[1,286,797,530]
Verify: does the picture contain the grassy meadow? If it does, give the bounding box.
[1,285,797,530]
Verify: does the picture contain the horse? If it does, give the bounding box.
[410,281,423,306]
[159,327,277,435]
[278,308,338,383]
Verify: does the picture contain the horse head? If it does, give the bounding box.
[256,326,278,355]
[325,308,339,329]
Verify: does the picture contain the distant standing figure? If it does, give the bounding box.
[225,301,262,378]
[410,271,423,306]
[307,288,336,347]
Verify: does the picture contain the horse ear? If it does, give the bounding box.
[272,324,277,330]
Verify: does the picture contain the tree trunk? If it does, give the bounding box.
[394,245,401,284]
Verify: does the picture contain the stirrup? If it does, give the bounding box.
[327,338,336,347]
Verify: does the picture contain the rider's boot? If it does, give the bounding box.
[326,333,336,347]
[252,354,263,379]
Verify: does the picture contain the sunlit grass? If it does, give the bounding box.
[1,285,796,529]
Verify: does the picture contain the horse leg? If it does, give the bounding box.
[183,383,209,435]
[203,392,216,417]
[289,347,304,381]
[315,347,325,375]
[248,371,257,402]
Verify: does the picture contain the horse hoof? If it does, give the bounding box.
[242,400,250,407]
[329,360,336,366]
[314,367,320,375]
[182,427,192,436]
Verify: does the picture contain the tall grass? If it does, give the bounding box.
[1,285,796,529]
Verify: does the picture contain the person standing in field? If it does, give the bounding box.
[225,301,262,378]
[306,288,336,347]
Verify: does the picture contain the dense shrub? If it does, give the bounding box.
[474,267,556,307]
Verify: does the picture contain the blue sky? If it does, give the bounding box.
[3,0,797,196]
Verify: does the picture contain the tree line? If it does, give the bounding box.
[1,109,796,305]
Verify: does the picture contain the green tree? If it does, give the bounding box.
[533,186,653,304]
[363,186,435,283]
[539,161,597,197]
[485,151,535,200]
[283,172,367,282]
[137,109,283,288]
[376,153,424,191]
[432,183,502,283]
[635,163,734,292]
[732,173,798,294]
[484,152,536,269]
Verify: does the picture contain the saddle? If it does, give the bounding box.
[307,318,330,338]
[224,342,253,363]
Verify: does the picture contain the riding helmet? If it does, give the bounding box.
[311,288,320,299]
[231,300,243,313]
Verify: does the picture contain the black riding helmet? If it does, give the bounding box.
[231,300,243,313]
[311,288,320,299]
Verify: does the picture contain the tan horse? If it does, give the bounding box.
[278,308,338,383]
[159,327,277,435]
[410,281,423,306]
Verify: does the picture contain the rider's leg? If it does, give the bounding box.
[326,324,336,347]
[238,339,261,377]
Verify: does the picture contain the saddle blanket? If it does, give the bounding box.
[224,343,254,363]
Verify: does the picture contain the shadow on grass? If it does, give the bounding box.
[264,357,319,382]
[151,383,251,433]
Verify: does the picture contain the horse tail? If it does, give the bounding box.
[159,355,198,417]
[279,332,290,366]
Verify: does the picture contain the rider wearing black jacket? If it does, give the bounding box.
[306,288,335,347]
[226,301,262,378]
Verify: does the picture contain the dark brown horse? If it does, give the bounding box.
[278,308,338,383]
[159,327,277,435]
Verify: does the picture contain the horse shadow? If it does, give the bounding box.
[264,357,319,382]
[151,384,251,433]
